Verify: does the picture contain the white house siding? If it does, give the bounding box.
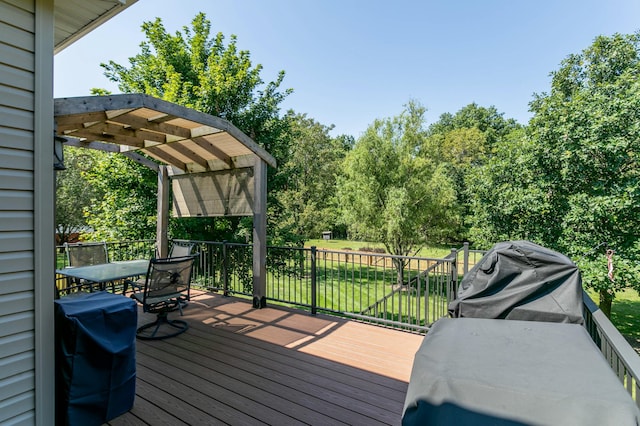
[0,0,54,423]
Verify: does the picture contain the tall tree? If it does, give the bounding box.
[338,101,457,285]
[99,12,292,241]
[426,103,521,147]
[468,32,640,316]
[465,128,552,246]
[82,152,158,241]
[55,147,100,243]
[423,104,521,241]
[274,113,352,244]
[527,31,640,316]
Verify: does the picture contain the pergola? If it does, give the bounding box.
[54,94,276,307]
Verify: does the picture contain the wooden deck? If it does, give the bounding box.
[107,291,425,425]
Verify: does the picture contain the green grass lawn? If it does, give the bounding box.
[587,288,640,349]
[304,239,453,258]
[308,241,640,348]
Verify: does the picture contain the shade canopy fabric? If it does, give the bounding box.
[172,168,255,217]
[448,240,584,324]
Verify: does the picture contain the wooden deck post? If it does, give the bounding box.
[156,165,169,258]
[252,157,267,308]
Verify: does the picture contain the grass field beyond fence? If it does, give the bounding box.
[305,239,452,258]
[587,288,640,351]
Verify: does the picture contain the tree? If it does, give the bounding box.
[474,32,640,316]
[426,103,521,148]
[274,113,352,244]
[99,12,293,241]
[337,101,457,285]
[423,104,522,241]
[465,128,553,246]
[55,147,100,244]
[82,152,158,241]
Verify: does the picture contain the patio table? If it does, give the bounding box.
[56,259,150,292]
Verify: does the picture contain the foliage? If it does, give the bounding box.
[169,216,244,242]
[81,152,158,240]
[423,104,522,241]
[466,32,640,315]
[578,252,640,317]
[274,113,352,244]
[465,128,553,246]
[426,103,521,148]
[337,100,458,284]
[55,147,100,243]
[100,12,293,241]
[527,32,640,310]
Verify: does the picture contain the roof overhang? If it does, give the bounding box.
[54,94,277,173]
[54,0,139,54]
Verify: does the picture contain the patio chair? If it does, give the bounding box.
[132,256,195,340]
[168,241,196,258]
[169,242,197,306]
[65,241,109,267]
[63,241,111,292]
[123,241,197,296]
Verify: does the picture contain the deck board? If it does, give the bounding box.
[106,291,424,425]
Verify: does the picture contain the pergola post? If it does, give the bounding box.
[252,157,267,308]
[156,165,169,258]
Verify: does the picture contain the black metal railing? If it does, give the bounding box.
[178,242,457,332]
[54,238,640,404]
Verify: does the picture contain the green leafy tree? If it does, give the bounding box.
[55,147,100,244]
[424,104,522,241]
[422,126,487,241]
[426,103,521,148]
[99,12,292,241]
[578,252,640,317]
[82,152,158,241]
[466,128,554,246]
[528,32,640,315]
[470,32,640,316]
[274,113,352,244]
[338,101,457,285]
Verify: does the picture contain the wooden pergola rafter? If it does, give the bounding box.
[54,94,275,308]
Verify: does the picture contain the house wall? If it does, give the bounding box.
[0,0,55,423]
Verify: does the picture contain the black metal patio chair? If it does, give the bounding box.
[123,241,197,297]
[63,241,111,292]
[132,256,195,340]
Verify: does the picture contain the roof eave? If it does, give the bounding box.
[54,0,139,55]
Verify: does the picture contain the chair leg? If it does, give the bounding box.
[136,311,188,340]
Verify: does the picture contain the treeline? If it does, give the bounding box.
[55,13,640,314]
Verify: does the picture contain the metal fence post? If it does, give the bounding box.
[463,242,470,276]
[222,240,229,296]
[450,248,458,303]
[311,246,317,315]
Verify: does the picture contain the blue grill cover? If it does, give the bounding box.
[55,291,137,425]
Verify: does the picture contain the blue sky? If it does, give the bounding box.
[54,0,640,138]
